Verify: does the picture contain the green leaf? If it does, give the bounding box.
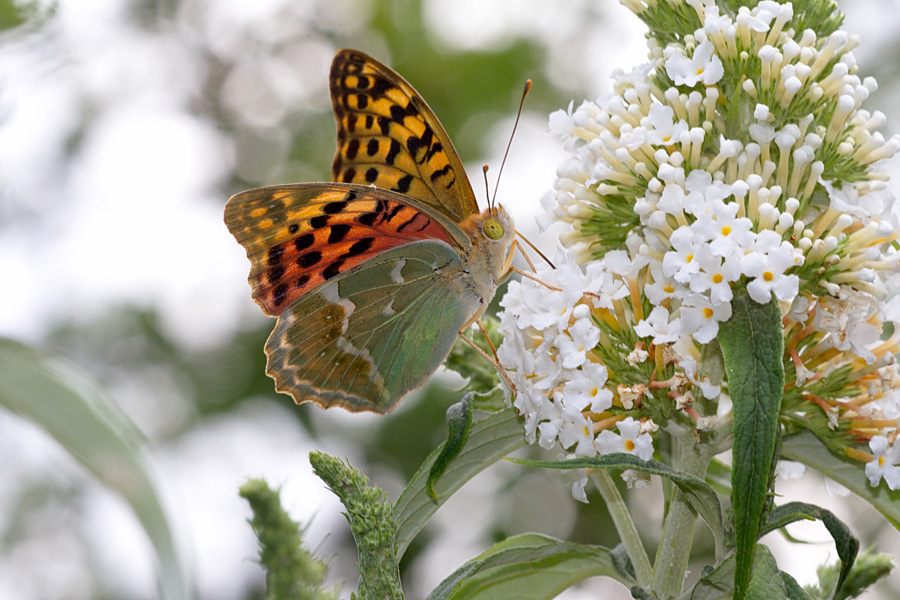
[511,454,727,557]
[761,501,858,597]
[816,547,895,600]
[778,570,813,600]
[718,294,785,599]
[747,545,791,600]
[781,431,900,530]
[425,533,632,600]
[394,408,526,558]
[427,393,475,501]
[687,545,810,600]
[239,479,340,600]
[687,553,736,600]
[0,338,191,600]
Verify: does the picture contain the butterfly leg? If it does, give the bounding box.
[457,328,516,395]
[500,239,519,280]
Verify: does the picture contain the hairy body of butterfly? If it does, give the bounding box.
[225,49,516,413]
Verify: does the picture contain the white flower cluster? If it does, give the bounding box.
[500,0,900,492]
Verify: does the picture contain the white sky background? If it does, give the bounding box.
[0,0,899,599]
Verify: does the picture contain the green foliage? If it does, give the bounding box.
[0,338,191,600]
[426,534,632,600]
[308,452,404,600]
[805,548,895,600]
[762,502,859,597]
[511,453,727,559]
[239,479,339,600]
[393,408,526,558]
[718,294,785,600]
[426,393,475,501]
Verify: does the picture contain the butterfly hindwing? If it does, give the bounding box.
[264,241,480,413]
[329,48,479,223]
[224,183,470,316]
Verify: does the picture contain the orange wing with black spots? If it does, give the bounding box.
[329,48,479,224]
[224,183,469,316]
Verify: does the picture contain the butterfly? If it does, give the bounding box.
[225,49,516,414]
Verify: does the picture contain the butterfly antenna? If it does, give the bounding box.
[490,79,532,209]
[482,164,492,211]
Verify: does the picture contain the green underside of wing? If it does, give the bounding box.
[265,241,480,413]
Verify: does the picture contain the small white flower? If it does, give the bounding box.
[557,410,597,458]
[548,101,576,137]
[741,239,801,304]
[622,469,651,489]
[865,436,900,490]
[557,317,601,369]
[562,362,614,413]
[663,226,706,283]
[635,305,681,345]
[595,417,654,460]
[665,39,724,87]
[828,313,880,365]
[687,250,741,305]
[692,200,755,257]
[642,104,688,147]
[824,478,851,497]
[776,461,807,480]
[680,294,733,344]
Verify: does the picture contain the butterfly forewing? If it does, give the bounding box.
[329,49,479,224]
[265,241,480,413]
[224,183,470,316]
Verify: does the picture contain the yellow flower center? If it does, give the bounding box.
[625,439,635,452]
[763,271,774,282]
[721,225,732,236]
[703,307,714,319]
[712,273,723,284]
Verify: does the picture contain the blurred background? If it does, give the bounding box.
[0,0,898,598]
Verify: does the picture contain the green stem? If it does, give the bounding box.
[650,427,713,598]
[589,470,653,586]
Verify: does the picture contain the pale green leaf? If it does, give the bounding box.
[0,338,192,600]
[425,533,631,600]
[394,407,526,558]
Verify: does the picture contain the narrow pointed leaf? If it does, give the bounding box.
[0,338,192,600]
[425,533,631,600]
[781,431,900,530]
[427,393,475,501]
[762,501,858,596]
[718,294,784,599]
[511,453,727,557]
[394,407,526,558]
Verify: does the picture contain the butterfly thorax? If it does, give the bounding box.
[457,205,515,301]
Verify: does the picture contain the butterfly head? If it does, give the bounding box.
[459,205,515,281]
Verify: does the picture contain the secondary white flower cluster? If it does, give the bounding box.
[500,0,900,492]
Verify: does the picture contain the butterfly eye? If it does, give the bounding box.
[482,218,505,241]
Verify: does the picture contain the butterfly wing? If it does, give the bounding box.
[265,240,481,413]
[329,48,479,223]
[224,183,470,317]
